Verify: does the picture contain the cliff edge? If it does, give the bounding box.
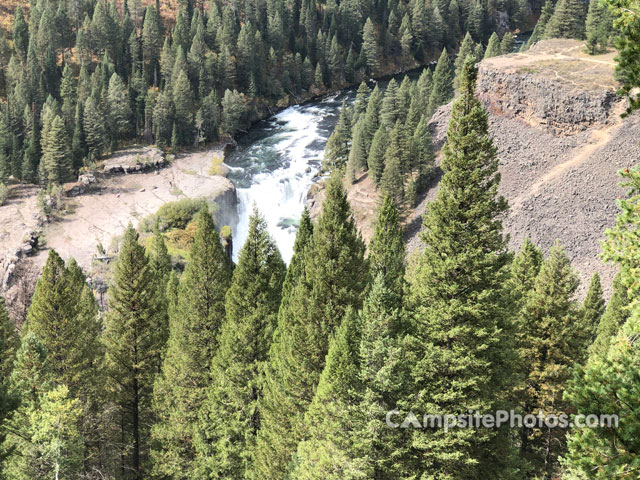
[407,39,636,297]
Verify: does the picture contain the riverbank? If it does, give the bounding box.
[0,144,236,321]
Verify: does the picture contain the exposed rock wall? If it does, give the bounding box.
[476,66,620,133]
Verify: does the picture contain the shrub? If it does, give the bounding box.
[140,198,203,232]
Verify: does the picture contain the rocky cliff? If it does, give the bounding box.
[408,39,637,297]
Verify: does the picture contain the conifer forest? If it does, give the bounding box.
[0,0,639,478]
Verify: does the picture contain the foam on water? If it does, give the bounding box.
[230,102,337,263]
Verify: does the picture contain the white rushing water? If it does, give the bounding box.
[227,93,347,263]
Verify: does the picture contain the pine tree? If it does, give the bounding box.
[585,0,613,54]
[172,70,195,146]
[454,32,476,90]
[406,60,518,479]
[142,5,163,86]
[416,68,433,114]
[346,119,368,182]
[525,0,555,48]
[1,332,54,479]
[151,208,232,479]
[428,48,454,117]
[103,225,167,478]
[153,90,174,147]
[484,32,502,58]
[368,194,406,296]
[60,63,76,131]
[367,124,389,185]
[519,242,585,479]
[291,307,365,479]
[323,101,352,171]
[72,102,86,170]
[380,78,399,129]
[380,128,405,211]
[545,0,587,40]
[411,115,436,190]
[281,208,314,300]
[83,96,107,160]
[196,209,286,478]
[107,73,132,148]
[362,18,380,75]
[467,0,488,42]
[147,229,171,359]
[28,385,84,479]
[41,115,73,184]
[509,237,543,312]
[356,272,411,478]
[24,250,100,402]
[362,85,383,153]
[590,272,630,356]
[580,272,605,345]
[254,172,368,480]
[13,7,29,61]
[352,82,371,124]
[500,32,515,54]
[220,89,246,137]
[607,0,640,114]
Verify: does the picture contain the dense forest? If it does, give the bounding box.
[0,0,533,193]
[0,0,638,478]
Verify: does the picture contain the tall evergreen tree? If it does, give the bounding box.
[380,128,405,210]
[585,0,613,54]
[590,272,630,356]
[1,332,54,479]
[368,194,406,297]
[362,18,380,75]
[484,32,502,58]
[254,172,368,480]
[195,209,286,478]
[545,0,587,40]
[367,124,389,185]
[519,242,586,478]
[291,307,364,479]
[83,97,107,161]
[580,272,606,345]
[428,48,454,117]
[323,102,352,171]
[454,32,476,90]
[103,225,166,479]
[500,32,515,54]
[525,0,555,48]
[24,251,100,403]
[41,115,73,185]
[142,5,163,86]
[151,208,232,479]
[107,73,132,148]
[172,70,195,146]
[406,60,518,479]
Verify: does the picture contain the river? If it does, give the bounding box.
[225,90,355,263]
[224,33,531,263]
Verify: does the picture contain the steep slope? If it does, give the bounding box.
[407,40,637,296]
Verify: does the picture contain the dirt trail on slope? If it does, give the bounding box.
[510,119,623,212]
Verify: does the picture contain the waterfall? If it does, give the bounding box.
[227,97,346,263]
